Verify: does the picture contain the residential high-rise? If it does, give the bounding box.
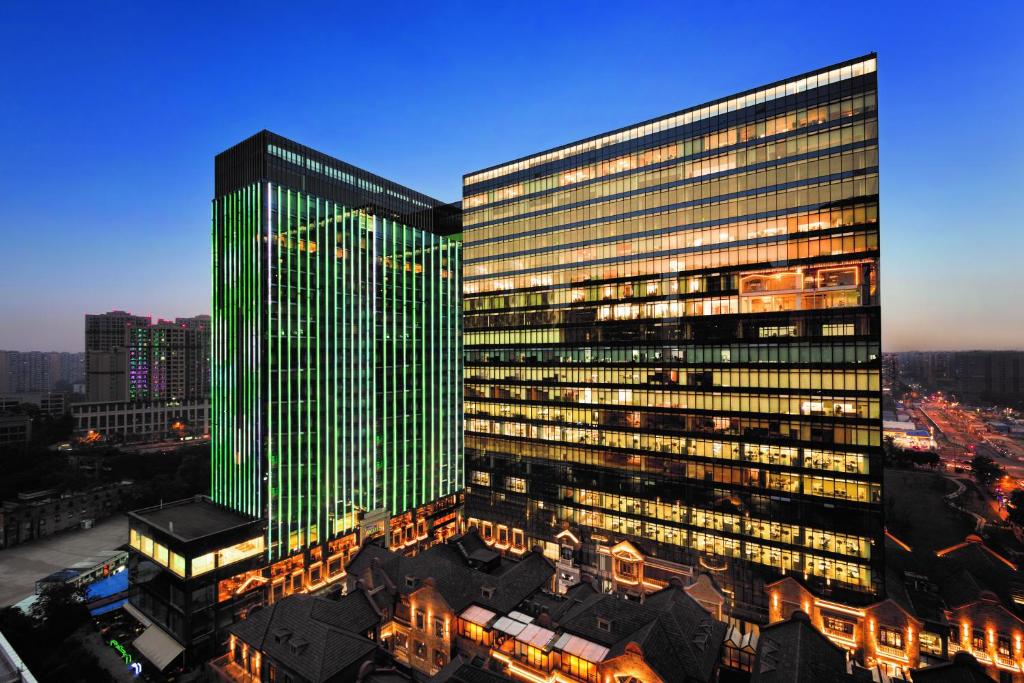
[0,350,85,394]
[85,311,210,402]
[85,310,151,400]
[899,350,1024,406]
[127,316,211,401]
[212,131,463,562]
[462,55,882,621]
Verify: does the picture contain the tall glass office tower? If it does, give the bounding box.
[213,131,463,563]
[462,56,881,620]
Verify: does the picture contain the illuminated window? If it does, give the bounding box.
[192,553,215,576]
[759,325,797,338]
[217,537,265,566]
[879,626,903,649]
[153,542,169,567]
[129,528,140,549]
[169,552,186,577]
[823,323,855,336]
[919,631,943,656]
[506,477,526,493]
[140,534,153,557]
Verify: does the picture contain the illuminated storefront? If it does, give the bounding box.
[462,55,883,621]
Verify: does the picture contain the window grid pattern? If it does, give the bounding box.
[462,57,882,618]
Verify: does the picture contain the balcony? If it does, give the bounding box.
[996,654,1019,671]
[875,643,907,661]
[208,654,259,683]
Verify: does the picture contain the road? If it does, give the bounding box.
[0,515,128,607]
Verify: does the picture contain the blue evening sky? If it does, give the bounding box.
[1,1,1021,352]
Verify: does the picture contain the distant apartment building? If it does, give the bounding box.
[900,351,1024,406]
[86,311,151,401]
[128,316,211,401]
[86,311,210,402]
[81,312,211,441]
[0,350,85,394]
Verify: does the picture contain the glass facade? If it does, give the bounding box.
[462,56,882,620]
[212,132,463,560]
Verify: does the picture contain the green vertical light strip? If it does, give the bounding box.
[341,206,349,524]
[265,182,273,557]
[211,198,218,502]
[230,189,238,510]
[299,191,308,547]
[403,224,411,511]
[315,195,323,543]
[330,200,338,535]
[276,183,283,554]
[420,228,427,507]
[285,188,293,552]
[454,240,463,489]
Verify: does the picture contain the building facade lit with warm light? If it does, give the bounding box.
[769,574,1024,682]
[462,55,883,621]
[212,131,464,564]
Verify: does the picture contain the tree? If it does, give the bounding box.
[0,583,108,682]
[970,455,1005,488]
[33,582,90,641]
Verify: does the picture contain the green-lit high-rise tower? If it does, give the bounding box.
[212,131,463,568]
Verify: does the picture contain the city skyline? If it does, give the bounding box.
[1,2,1022,352]
[3,5,1024,681]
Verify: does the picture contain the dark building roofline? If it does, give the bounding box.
[214,130,462,237]
[463,53,877,180]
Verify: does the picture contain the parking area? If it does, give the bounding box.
[0,515,128,607]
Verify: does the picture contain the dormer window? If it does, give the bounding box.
[597,617,612,632]
[481,586,495,599]
[405,575,417,588]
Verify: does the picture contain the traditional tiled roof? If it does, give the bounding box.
[557,585,726,683]
[347,541,554,615]
[228,594,378,682]
[752,611,856,683]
